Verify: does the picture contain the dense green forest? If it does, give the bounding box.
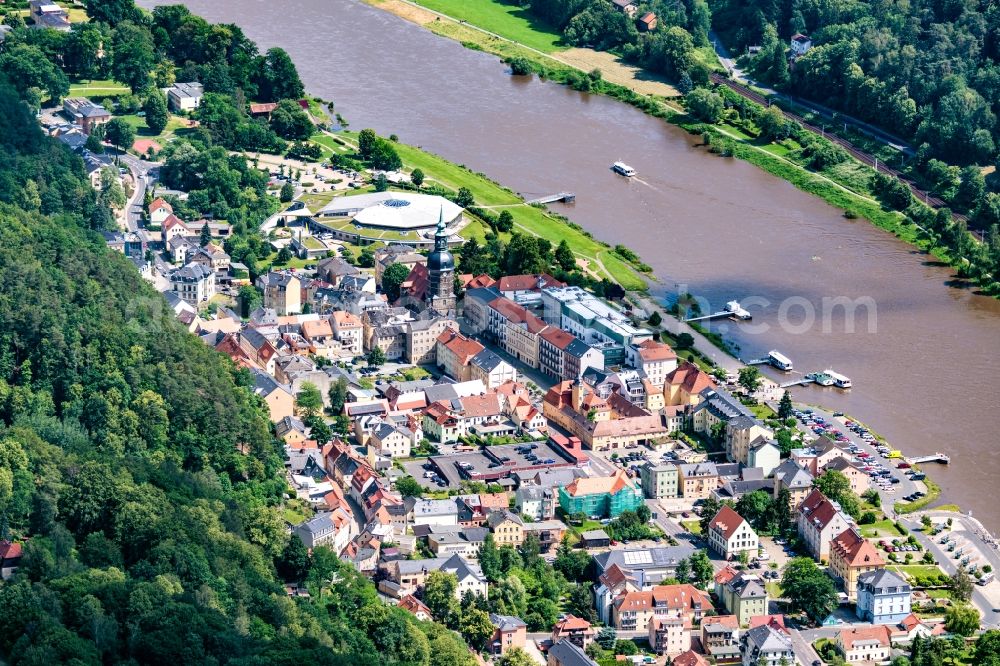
[513,0,715,87]
[0,1,475,662]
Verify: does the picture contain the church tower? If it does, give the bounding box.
[425,207,456,312]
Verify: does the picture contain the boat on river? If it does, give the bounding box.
[824,369,853,388]
[767,350,793,371]
[612,161,636,177]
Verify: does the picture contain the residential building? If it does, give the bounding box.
[422,392,509,443]
[252,371,295,422]
[426,526,488,558]
[170,263,215,304]
[836,625,892,664]
[551,615,595,651]
[293,510,352,554]
[521,519,567,553]
[611,0,638,17]
[543,380,669,451]
[829,527,885,601]
[677,462,719,499]
[489,614,527,656]
[0,541,22,580]
[29,1,71,30]
[856,568,912,624]
[664,362,716,406]
[611,584,712,632]
[188,243,231,273]
[740,624,794,666]
[626,339,678,387]
[408,498,459,527]
[714,566,768,627]
[63,97,111,133]
[258,271,302,315]
[487,510,524,546]
[538,326,605,381]
[398,594,433,621]
[772,459,814,510]
[371,421,413,459]
[825,457,872,495]
[331,310,364,355]
[637,11,658,30]
[436,327,485,382]
[640,462,679,499]
[515,485,556,521]
[747,438,780,477]
[389,554,488,599]
[701,615,740,664]
[165,82,204,111]
[790,33,813,57]
[593,546,698,622]
[725,415,775,469]
[797,489,852,562]
[558,469,643,518]
[708,506,758,560]
[470,349,517,389]
[548,639,598,666]
[672,651,710,666]
[649,615,691,657]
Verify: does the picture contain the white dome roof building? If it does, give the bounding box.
[319,192,464,231]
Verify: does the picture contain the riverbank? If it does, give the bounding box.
[366,0,988,298]
[306,130,649,290]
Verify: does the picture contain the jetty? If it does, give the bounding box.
[526,192,575,204]
[780,377,816,388]
[685,300,752,322]
[908,453,951,465]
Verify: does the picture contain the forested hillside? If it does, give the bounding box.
[0,2,476,660]
[711,0,1000,169]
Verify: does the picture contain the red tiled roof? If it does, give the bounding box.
[665,361,716,394]
[637,339,677,362]
[709,505,748,541]
[838,625,891,650]
[497,273,564,293]
[0,541,22,561]
[149,197,172,213]
[673,650,709,666]
[437,328,485,365]
[540,326,575,351]
[830,527,885,568]
[249,102,278,114]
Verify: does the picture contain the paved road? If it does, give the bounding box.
[118,153,159,232]
[787,626,823,666]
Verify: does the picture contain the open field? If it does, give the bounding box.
[410,0,566,53]
[859,519,905,538]
[68,80,131,98]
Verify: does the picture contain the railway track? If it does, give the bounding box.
[709,74,969,224]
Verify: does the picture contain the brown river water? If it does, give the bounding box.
[138,0,1000,530]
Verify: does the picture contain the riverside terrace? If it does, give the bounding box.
[414,439,588,489]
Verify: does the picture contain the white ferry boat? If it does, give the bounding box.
[824,368,852,389]
[612,161,636,177]
[767,350,793,371]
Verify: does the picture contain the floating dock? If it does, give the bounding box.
[685,300,752,322]
[908,453,951,465]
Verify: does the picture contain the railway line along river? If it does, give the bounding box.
[138,0,1000,530]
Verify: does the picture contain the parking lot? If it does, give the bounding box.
[402,440,579,490]
[790,405,921,508]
